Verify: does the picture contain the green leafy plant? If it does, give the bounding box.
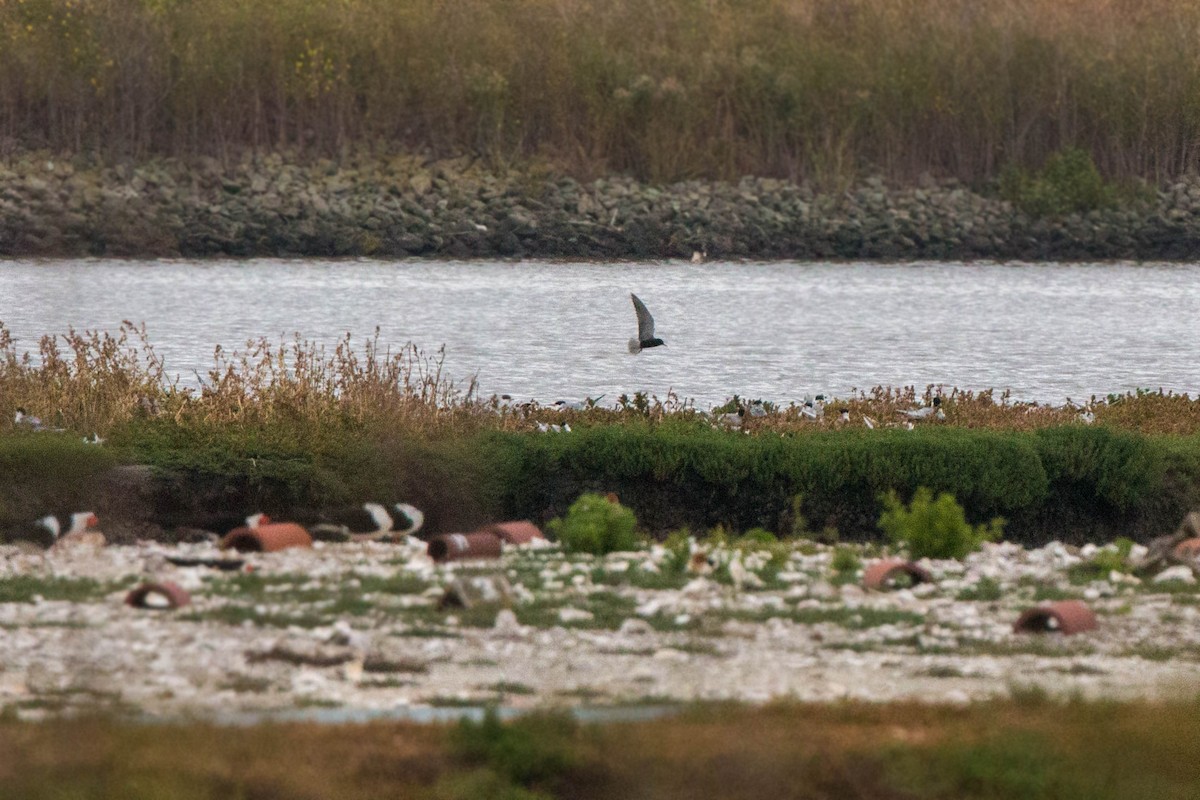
[1000,147,1117,217]
[789,493,810,538]
[741,527,778,545]
[831,546,861,575]
[878,487,1003,560]
[1093,537,1135,573]
[1071,536,1136,582]
[546,492,641,555]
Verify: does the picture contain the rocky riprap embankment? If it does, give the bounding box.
[2,536,1198,721]
[3,152,1200,260]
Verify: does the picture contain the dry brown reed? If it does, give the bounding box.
[0,322,490,436]
[3,0,1200,183]
[3,323,1200,437]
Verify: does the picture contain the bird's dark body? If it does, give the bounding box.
[639,337,666,349]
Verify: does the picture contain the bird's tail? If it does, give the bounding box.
[628,338,641,354]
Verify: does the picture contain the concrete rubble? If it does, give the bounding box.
[1,535,1198,721]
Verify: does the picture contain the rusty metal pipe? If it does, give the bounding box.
[862,558,933,591]
[427,532,503,562]
[125,581,192,610]
[1013,600,1098,635]
[478,520,545,545]
[220,522,313,553]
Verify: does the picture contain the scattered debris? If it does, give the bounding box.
[439,575,515,609]
[246,640,360,668]
[165,555,246,571]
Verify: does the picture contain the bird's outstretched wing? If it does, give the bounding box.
[630,293,656,340]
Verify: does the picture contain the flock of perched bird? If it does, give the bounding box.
[2,501,426,553]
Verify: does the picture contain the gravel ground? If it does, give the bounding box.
[2,535,1198,722]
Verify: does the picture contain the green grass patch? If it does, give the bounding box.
[957,577,1003,602]
[0,575,118,604]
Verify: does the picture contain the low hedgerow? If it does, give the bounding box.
[3,419,1198,545]
[485,423,1199,544]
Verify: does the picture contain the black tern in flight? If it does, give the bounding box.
[628,293,666,354]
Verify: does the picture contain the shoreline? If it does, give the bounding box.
[4,152,1200,261]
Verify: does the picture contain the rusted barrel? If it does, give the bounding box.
[479,520,545,545]
[427,532,503,562]
[1013,600,1098,635]
[125,581,192,610]
[862,558,933,591]
[220,522,313,553]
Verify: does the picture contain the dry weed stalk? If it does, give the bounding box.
[3,324,1199,436]
[0,323,488,436]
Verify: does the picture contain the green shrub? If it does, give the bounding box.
[741,527,778,545]
[1033,427,1163,512]
[546,492,641,555]
[1000,147,1117,217]
[789,494,809,538]
[879,487,1003,560]
[1071,537,1137,582]
[1095,537,1135,572]
[831,546,861,575]
[661,528,693,574]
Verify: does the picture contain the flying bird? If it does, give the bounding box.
[628,293,666,354]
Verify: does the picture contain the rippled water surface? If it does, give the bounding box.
[1,259,1197,406]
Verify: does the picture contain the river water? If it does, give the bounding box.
[1,259,1197,407]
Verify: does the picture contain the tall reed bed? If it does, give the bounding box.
[2,0,1199,183]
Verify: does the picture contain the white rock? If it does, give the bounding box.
[558,607,594,623]
[808,581,836,600]
[1153,565,1196,584]
[618,618,655,637]
[492,609,526,636]
[681,577,715,596]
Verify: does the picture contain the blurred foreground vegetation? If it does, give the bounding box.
[2,0,1199,186]
[1,698,1198,799]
